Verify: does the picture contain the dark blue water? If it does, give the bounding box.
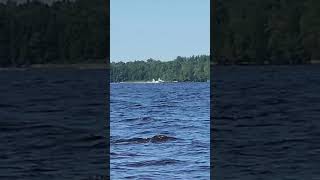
[111,82,210,179]
[0,69,108,180]
[213,66,320,180]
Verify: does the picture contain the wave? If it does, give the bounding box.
[112,135,177,145]
[126,159,182,167]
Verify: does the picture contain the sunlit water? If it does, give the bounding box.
[111,82,210,179]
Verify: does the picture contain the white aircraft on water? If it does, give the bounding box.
[151,78,164,83]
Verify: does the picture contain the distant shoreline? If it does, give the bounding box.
[1,61,318,71]
[111,81,209,84]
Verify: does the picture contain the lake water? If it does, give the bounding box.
[212,66,320,180]
[0,69,108,180]
[111,82,210,179]
[2,66,318,179]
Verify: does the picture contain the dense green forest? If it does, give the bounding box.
[111,55,210,82]
[214,0,320,64]
[0,0,107,67]
[1,0,320,67]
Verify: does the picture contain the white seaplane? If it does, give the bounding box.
[148,78,164,83]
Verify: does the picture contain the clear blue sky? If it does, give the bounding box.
[111,0,210,62]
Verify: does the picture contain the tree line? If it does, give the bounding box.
[214,0,320,65]
[2,0,319,67]
[111,55,210,82]
[0,0,107,67]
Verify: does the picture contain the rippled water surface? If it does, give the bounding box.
[213,66,320,180]
[0,69,107,180]
[111,82,210,179]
